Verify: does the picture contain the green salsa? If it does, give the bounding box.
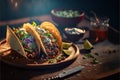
[54,10,80,18]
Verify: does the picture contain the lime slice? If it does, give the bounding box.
[62,42,72,49]
[84,39,93,50]
[63,49,72,56]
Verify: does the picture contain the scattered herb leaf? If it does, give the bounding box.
[84,53,94,58]
[92,58,99,64]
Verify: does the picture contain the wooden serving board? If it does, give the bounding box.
[0,39,80,69]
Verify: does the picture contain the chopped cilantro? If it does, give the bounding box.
[85,53,94,58]
[57,55,63,60]
[45,32,51,36]
[54,38,57,42]
[20,31,24,35]
[92,58,99,64]
[49,59,56,63]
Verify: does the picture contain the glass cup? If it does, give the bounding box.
[89,17,109,43]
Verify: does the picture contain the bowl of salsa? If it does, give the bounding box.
[51,8,85,27]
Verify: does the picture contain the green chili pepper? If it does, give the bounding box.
[32,21,37,26]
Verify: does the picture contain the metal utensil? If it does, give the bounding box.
[44,65,84,80]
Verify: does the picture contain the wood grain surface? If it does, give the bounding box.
[0,15,120,80]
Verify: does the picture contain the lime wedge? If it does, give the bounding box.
[84,39,93,50]
[63,49,72,56]
[62,42,72,49]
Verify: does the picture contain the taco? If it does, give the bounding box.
[6,25,41,59]
[24,22,62,59]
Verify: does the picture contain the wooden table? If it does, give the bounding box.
[0,15,120,80]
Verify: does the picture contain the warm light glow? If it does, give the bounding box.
[15,2,18,8]
[11,0,13,3]
[8,0,23,10]
[95,36,99,42]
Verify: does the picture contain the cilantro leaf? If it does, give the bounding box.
[45,32,51,36]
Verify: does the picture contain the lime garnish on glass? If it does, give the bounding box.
[63,49,72,56]
[62,42,72,49]
[84,39,93,50]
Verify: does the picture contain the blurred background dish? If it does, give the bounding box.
[64,27,85,42]
[108,27,120,44]
[51,8,85,27]
[88,16,109,44]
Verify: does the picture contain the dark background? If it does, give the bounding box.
[0,0,119,29]
[0,0,119,40]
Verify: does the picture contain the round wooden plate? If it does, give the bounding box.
[0,39,79,69]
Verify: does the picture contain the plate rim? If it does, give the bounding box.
[0,39,80,68]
